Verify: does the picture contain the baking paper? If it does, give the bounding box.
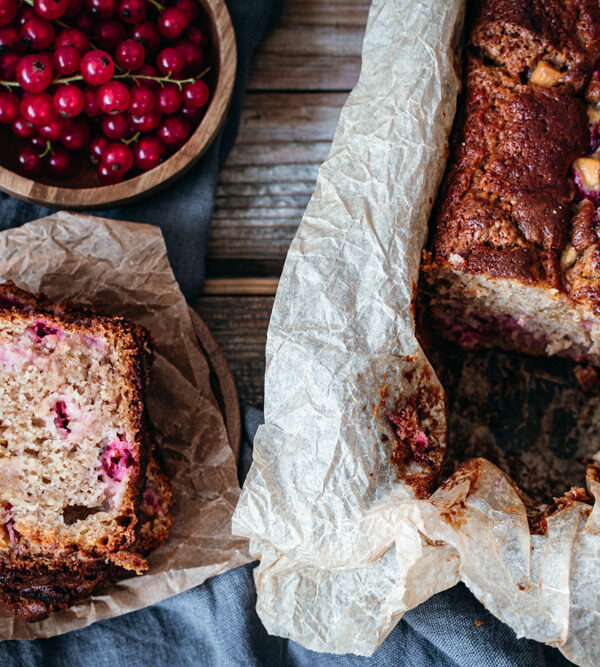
[233,1,600,665]
[0,211,250,639]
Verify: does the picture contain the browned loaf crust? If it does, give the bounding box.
[0,282,172,621]
[422,0,600,364]
[0,447,172,622]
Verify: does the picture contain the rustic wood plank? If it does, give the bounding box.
[203,278,279,295]
[249,55,363,93]
[247,0,370,91]
[193,296,274,407]
[235,93,348,144]
[207,93,346,271]
[282,0,371,26]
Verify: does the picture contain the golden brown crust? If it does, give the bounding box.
[424,1,600,349]
[471,0,600,93]
[0,282,172,620]
[0,446,172,622]
[429,57,587,287]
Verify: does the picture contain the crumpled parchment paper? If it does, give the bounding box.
[232,1,600,665]
[0,211,250,639]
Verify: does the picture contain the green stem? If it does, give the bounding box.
[0,66,210,91]
[147,0,166,11]
[38,141,53,158]
[121,131,140,146]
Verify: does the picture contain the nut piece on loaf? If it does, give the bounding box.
[0,281,172,621]
[421,0,600,364]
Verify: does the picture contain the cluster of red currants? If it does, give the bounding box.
[0,0,211,183]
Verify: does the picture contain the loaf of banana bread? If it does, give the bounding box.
[421,0,600,364]
[0,281,172,620]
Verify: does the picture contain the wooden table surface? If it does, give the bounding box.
[192,0,370,407]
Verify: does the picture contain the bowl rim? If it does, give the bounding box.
[0,0,237,210]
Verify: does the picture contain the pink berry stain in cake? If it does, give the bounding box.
[1,503,19,543]
[141,486,161,517]
[53,400,71,434]
[573,167,600,207]
[81,333,106,353]
[411,432,429,461]
[101,438,136,482]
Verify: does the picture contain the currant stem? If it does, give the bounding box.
[0,67,210,91]
[113,66,210,88]
[121,131,140,146]
[147,0,166,11]
[19,0,69,27]
[38,141,52,158]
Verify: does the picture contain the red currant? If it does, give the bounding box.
[54,27,89,53]
[182,79,209,108]
[157,83,182,114]
[53,45,80,74]
[16,144,43,175]
[39,115,70,141]
[118,0,144,24]
[157,116,189,148]
[130,21,160,54]
[179,102,202,122]
[85,0,117,19]
[97,80,130,114]
[0,51,18,79]
[0,0,17,27]
[94,18,126,50]
[20,16,55,50]
[30,134,47,149]
[97,161,122,183]
[20,91,56,126]
[115,38,144,70]
[158,7,189,40]
[11,116,37,137]
[16,53,54,92]
[0,91,19,123]
[175,40,203,75]
[0,25,21,52]
[89,135,108,163]
[127,84,154,114]
[186,25,207,49]
[54,84,85,117]
[173,0,198,23]
[101,141,133,173]
[74,11,95,33]
[100,111,131,138]
[156,47,183,76]
[62,116,90,149]
[33,0,67,21]
[80,49,114,85]
[129,107,160,132]
[48,145,75,178]
[17,6,36,26]
[83,85,102,115]
[64,0,82,17]
[133,135,166,170]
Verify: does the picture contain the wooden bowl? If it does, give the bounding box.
[0,0,236,209]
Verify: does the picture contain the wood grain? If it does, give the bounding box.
[207,93,345,273]
[248,0,370,91]
[193,296,274,407]
[189,308,241,460]
[0,0,236,209]
[203,278,279,295]
[201,0,370,407]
